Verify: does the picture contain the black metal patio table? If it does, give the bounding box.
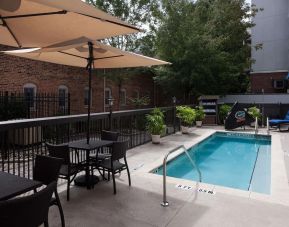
[68,140,114,189]
[0,171,42,201]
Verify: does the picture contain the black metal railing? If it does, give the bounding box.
[0,91,70,121]
[0,106,178,178]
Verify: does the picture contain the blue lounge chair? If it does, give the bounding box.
[269,111,289,130]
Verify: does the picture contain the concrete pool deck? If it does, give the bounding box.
[48,127,289,227]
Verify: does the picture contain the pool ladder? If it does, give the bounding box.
[161,145,202,207]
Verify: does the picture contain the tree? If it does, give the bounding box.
[155,0,257,103]
[86,0,162,109]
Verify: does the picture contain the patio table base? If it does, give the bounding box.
[74,175,99,188]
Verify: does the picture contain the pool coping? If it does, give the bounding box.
[135,129,289,206]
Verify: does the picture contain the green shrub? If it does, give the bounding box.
[176,106,196,127]
[248,106,262,120]
[218,104,231,123]
[194,106,205,121]
[146,108,166,135]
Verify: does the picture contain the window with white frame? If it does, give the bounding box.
[84,87,92,106]
[58,85,68,108]
[120,89,126,106]
[23,83,37,109]
[105,87,112,106]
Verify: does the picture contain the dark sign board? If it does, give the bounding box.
[225,102,255,130]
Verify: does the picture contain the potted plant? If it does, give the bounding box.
[248,106,262,126]
[146,108,166,144]
[176,106,196,134]
[218,104,231,125]
[195,106,205,127]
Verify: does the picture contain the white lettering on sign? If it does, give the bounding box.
[198,188,216,195]
[175,184,215,195]
[175,184,193,190]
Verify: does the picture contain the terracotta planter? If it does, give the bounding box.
[151,134,161,144]
[181,126,189,134]
[196,121,202,127]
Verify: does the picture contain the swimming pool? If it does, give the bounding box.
[154,132,271,194]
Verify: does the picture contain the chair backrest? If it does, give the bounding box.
[284,111,289,120]
[111,140,129,161]
[33,155,62,185]
[0,181,56,227]
[46,143,70,165]
[101,130,119,141]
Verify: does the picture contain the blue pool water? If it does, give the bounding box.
[155,132,271,194]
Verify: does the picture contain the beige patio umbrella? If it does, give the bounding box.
[0,0,140,47]
[3,37,170,143]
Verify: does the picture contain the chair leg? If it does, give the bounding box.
[44,215,49,227]
[126,166,131,186]
[125,159,131,186]
[112,171,116,194]
[54,190,65,227]
[67,179,70,201]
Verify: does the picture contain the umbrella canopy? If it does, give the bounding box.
[0,0,140,47]
[3,37,170,68]
[3,37,170,144]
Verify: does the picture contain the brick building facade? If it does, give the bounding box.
[250,71,288,93]
[0,45,161,115]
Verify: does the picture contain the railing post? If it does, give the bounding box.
[109,105,113,130]
[266,117,269,135]
[172,97,176,133]
[254,117,258,134]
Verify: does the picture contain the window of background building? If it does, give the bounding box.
[58,85,68,108]
[84,87,92,106]
[120,89,126,106]
[105,87,112,106]
[133,90,140,99]
[23,83,37,109]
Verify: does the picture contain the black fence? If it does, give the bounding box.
[0,106,178,178]
[0,91,70,121]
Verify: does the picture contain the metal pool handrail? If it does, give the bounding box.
[248,145,261,190]
[161,145,202,207]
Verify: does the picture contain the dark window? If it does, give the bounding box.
[105,88,111,106]
[58,87,68,108]
[120,89,126,106]
[24,87,35,108]
[133,90,139,99]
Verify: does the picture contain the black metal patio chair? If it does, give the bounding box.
[0,181,56,227]
[95,130,119,160]
[46,143,83,201]
[89,130,119,178]
[33,155,65,227]
[98,140,131,194]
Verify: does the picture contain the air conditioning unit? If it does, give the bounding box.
[273,80,285,89]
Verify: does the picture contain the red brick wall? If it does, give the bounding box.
[0,45,160,114]
[250,71,288,93]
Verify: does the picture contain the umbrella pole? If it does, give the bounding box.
[86,42,94,144]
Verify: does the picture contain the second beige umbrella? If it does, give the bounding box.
[4,37,170,144]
